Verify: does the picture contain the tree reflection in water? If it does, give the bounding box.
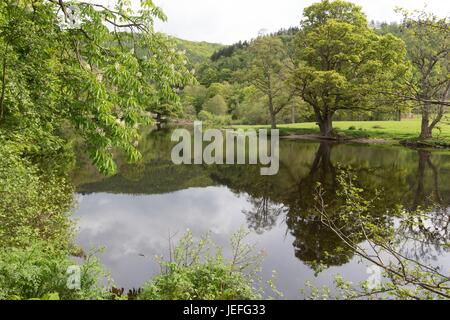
[75,131,450,274]
[208,141,450,271]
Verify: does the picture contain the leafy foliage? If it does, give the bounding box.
[138,228,266,300]
[173,37,224,69]
[202,94,228,115]
[0,143,74,249]
[211,41,249,62]
[291,0,410,136]
[245,36,296,129]
[0,0,194,175]
[396,9,449,139]
[0,142,109,300]
[310,168,450,300]
[0,240,108,300]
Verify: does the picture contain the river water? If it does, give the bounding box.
[72,129,450,298]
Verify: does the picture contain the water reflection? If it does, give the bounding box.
[73,130,450,297]
[75,187,253,290]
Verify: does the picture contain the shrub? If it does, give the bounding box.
[0,240,108,300]
[197,110,213,121]
[197,111,232,126]
[139,261,257,300]
[183,105,197,120]
[235,90,268,125]
[0,144,74,249]
[202,95,228,116]
[138,228,266,300]
[210,115,233,126]
[0,143,108,300]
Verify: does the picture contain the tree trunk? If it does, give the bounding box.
[428,104,445,136]
[316,111,333,137]
[420,104,432,139]
[291,105,295,124]
[268,95,277,129]
[156,113,162,130]
[270,112,277,129]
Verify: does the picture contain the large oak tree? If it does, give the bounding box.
[292,0,409,137]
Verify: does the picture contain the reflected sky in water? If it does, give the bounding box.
[75,187,374,298]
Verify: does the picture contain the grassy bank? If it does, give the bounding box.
[233,119,450,147]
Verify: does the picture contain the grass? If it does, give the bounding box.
[232,119,450,147]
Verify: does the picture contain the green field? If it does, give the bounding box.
[233,119,450,146]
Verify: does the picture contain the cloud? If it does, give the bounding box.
[74,187,253,288]
[94,0,449,44]
[152,0,449,44]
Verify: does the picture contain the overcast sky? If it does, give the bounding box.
[102,0,449,44]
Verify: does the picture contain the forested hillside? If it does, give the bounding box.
[172,37,225,69]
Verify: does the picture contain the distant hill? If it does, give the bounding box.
[172,37,225,68]
[193,27,300,86]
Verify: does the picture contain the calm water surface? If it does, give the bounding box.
[72,129,450,298]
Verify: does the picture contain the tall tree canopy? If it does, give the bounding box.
[292,0,409,136]
[246,36,295,129]
[0,0,194,174]
[397,9,449,139]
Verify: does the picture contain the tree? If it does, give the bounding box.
[181,84,208,114]
[292,0,409,136]
[150,99,180,130]
[0,0,194,174]
[207,82,231,99]
[397,9,449,139]
[202,94,227,115]
[247,36,295,129]
[236,86,268,125]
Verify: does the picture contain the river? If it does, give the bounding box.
[72,128,450,298]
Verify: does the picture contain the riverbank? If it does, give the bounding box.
[232,119,450,149]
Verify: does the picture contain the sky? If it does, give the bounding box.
[101,0,450,44]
